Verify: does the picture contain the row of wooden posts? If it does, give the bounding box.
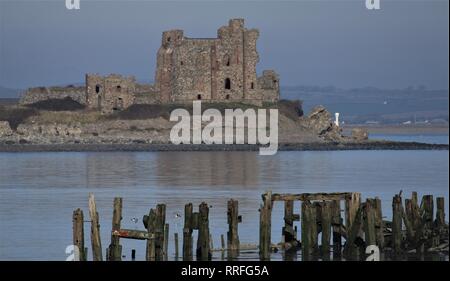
[72,191,448,261]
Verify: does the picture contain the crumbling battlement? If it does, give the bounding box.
[20,85,86,105]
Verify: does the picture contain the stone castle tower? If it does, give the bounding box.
[154,18,279,103]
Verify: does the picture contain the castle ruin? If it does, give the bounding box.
[21,19,280,114]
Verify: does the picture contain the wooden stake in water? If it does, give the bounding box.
[196,202,211,261]
[392,193,403,255]
[174,233,179,260]
[183,203,193,261]
[88,193,103,261]
[72,208,86,261]
[227,199,240,258]
[108,197,122,261]
[330,200,342,258]
[259,191,272,261]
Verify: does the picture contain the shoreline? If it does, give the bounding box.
[0,141,448,152]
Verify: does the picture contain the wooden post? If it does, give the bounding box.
[174,233,179,260]
[330,200,342,258]
[421,195,434,249]
[259,191,272,260]
[343,205,363,260]
[435,197,445,230]
[221,234,225,250]
[164,223,169,261]
[183,203,193,261]
[301,200,314,260]
[88,193,103,261]
[283,200,297,247]
[345,192,361,231]
[72,208,86,261]
[392,193,403,255]
[321,201,332,258]
[108,197,122,261]
[373,197,384,249]
[196,202,211,261]
[145,208,156,261]
[434,197,445,247]
[154,204,166,261]
[364,199,376,247]
[421,195,434,228]
[227,199,240,256]
[131,249,136,261]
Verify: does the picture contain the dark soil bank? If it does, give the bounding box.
[0,141,447,152]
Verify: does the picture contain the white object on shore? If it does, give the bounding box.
[334,112,340,127]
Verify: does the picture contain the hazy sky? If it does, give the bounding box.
[0,0,448,90]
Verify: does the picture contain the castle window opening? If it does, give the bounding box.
[197,94,202,100]
[95,85,101,94]
[226,94,230,100]
[250,82,254,89]
[167,37,171,42]
[116,85,121,91]
[224,55,230,66]
[181,61,184,66]
[225,78,231,90]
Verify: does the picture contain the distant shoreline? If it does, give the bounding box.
[0,141,447,153]
[343,124,449,136]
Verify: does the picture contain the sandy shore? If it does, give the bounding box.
[0,141,447,152]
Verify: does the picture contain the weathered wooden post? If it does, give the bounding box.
[373,197,384,249]
[164,223,169,261]
[196,202,211,261]
[345,192,361,231]
[421,195,434,249]
[392,193,403,255]
[301,200,314,260]
[88,193,103,261]
[259,191,272,260]
[174,233,179,260]
[131,249,136,261]
[183,203,193,261]
[145,209,156,261]
[155,204,166,261]
[434,197,446,247]
[72,208,86,261]
[343,204,363,260]
[283,200,296,247]
[364,199,377,247]
[321,201,332,258]
[108,197,122,261]
[227,199,240,257]
[330,200,342,258]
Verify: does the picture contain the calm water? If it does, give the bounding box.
[0,136,448,261]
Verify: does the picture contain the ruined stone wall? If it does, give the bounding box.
[257,70,280,101]
[86,74,136,114]
[19,86,86,105]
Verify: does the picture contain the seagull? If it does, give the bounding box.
[174,213,181,219]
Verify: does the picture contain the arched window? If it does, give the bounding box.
[197,94,202,100]
[95,85,101,94]
[226,94,230,100]
[116,85,121,92]
[224,54,230,66]
[225,78,231,90]
[250,82,254,89]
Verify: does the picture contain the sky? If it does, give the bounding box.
[0,0,448,90]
